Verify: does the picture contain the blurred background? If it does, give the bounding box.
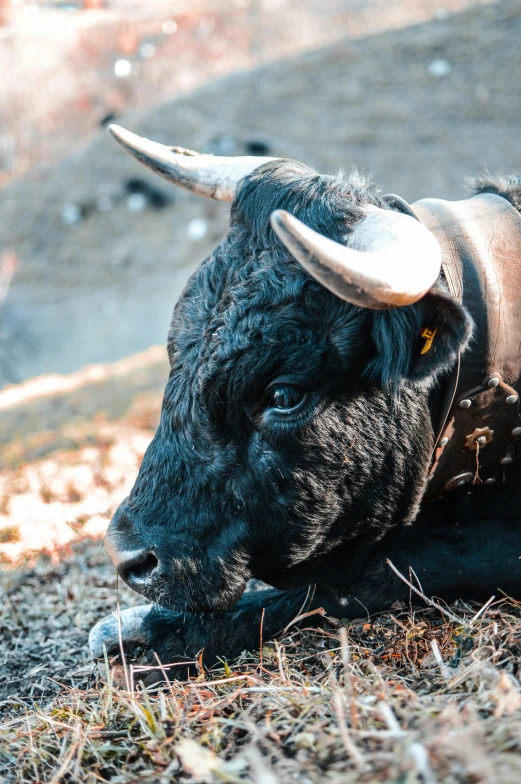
[0,0,520,564]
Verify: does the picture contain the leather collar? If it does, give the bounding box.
[385,192,521,499]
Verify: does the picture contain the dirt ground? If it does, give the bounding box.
[1,0,520,385]
[2,0,521,781]
[0,0,493,187]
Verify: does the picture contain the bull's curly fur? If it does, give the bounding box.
[469,172,521,213]
[102,164,521,678]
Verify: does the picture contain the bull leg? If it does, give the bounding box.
[89,584,336,680]
[334,519,521,615]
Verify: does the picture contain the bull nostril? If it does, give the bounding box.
[126,553,159,582]
[118,551,159,586]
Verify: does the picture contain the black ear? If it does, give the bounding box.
[368,289,473,387]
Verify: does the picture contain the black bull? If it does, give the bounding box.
[90,149,521,677]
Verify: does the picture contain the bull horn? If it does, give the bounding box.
[270,207,441,309]
[108,124,277,202]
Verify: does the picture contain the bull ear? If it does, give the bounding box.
[369,289,473,387]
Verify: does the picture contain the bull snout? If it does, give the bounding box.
[105,498,251,614]
[105,504,162,595]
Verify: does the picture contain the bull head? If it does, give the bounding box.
[109,124,441,309]
[98,124,472,626]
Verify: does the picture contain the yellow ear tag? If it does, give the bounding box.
[420,326,437,355]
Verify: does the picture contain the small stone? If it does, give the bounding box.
[500,456,513,465]
[187,217,208,241]
[61,204,83,226]
[512,427,521,437]
[487,376,500,388]
[162,19,178,35]
[126,193,147,213]
[140,43,156,59]
[294,732,315,750]
[114,59,132,78]
[485,477,496,485]
[428,59,452,79]
[439,437,449,447]
[459,399,472,409]
[506,394,519,405]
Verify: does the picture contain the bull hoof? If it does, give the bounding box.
[89,604,155,660]
[89,605,201,683]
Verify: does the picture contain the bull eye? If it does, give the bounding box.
[268,384,306,413]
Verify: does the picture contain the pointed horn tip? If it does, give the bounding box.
[107,123,134,145]
[107,122,122,137]
[270,209,296,235]
[107,124,155,154]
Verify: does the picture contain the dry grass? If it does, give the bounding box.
[3,538,521,784]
